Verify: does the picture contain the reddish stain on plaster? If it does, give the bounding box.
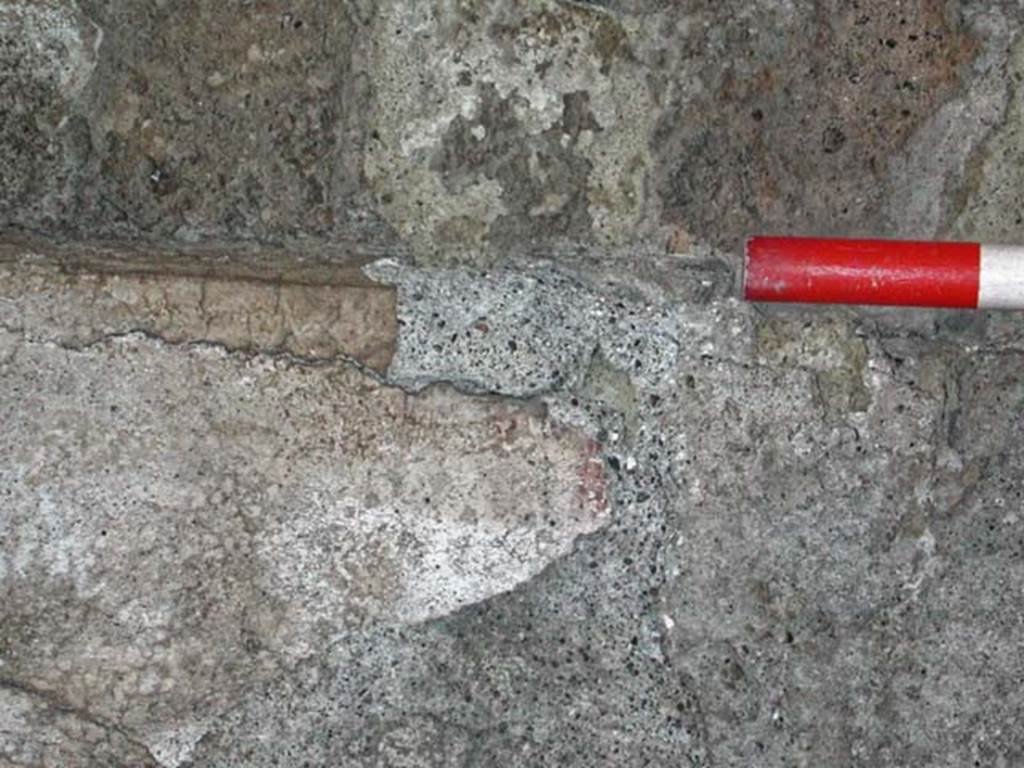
[577,438,608,517]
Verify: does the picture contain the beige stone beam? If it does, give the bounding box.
[0,237,397,372]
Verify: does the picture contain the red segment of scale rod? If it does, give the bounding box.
[744,236,983,309]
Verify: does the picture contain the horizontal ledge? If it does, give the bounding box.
[0,235,398,371]
[0,235,394,289]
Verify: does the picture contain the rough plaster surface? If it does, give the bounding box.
[1,317,608,765]
[4,0,1024,766]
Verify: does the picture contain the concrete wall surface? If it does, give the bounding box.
[3,1,1024,765]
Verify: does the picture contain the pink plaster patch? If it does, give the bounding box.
[577,438,609,516]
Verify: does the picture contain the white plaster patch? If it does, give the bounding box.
[144,722,210,768]
[0,335,610,721]
[257,383,609,655]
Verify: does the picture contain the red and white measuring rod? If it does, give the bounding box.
[744,236,1024,309]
